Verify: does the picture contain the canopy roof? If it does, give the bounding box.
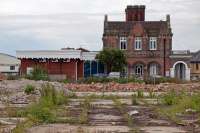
[16,50,98,61]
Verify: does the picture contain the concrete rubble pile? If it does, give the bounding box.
[65,82,200,92]
[0,79,67,104]
[0,80,200,103]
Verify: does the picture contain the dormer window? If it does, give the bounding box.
[149,37,157,50]
[134,37,142,50]
[120,37,127,50]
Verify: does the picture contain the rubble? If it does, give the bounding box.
[65,82,200,92]
[0,79,67,104]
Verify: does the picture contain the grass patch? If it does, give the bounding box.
[13,83,69,133]
[24,85,35,95]
[79,96,93,124]
[112,99,133,127]
[157,91,200,124]
[26,66,49,81]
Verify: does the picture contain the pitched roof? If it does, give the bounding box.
[191,50,200,62]
[104,21,169,36]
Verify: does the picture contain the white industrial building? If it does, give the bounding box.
[0,53,20,75]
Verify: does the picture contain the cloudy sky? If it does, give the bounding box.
[0,0,199,55]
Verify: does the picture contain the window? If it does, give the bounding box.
[27,67,33,75]
[10,66,15,70]
[150,64,157,76]
[135,64,143,76]
[196,63,199,70]
[149,37,157,50]
[135,37,142,50]
[120,37,127,50]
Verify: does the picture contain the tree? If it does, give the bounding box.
[96,48,127,74]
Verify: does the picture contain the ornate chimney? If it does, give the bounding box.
[125,5,145,21]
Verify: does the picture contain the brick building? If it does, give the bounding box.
[16,49,104,81]
[103,5,191,80]
[190,51,200,80]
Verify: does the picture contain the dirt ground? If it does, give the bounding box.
[0,79,200,133]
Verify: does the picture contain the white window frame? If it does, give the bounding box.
[119,37,127,50]
[27,67,33,75]
[10,66,15,70]
[149,37,157,50]
[134,37,142,50]
[150,64,157,76]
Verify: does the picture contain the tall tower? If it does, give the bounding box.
[125,5,145,21]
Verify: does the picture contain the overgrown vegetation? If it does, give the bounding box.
[113,99,133,127]
[79,96,93,124]
[96,48,127,73]
[13,83,69,133]
[24,85,35,95]
[78,77,144,84]
[26,66,49,81]
[158,90,200,124]
[144,77,183,84]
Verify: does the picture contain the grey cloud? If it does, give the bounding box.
[0,0,199,55]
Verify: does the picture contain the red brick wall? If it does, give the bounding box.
[103,23,172,77]
[20,59,83,80]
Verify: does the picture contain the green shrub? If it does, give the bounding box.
[161,90,179,105]
[20,83,68,123]
[62,79,70,84]
[158,92,200,124]
[24,85,35,95]
[145,77,182,84]
[78,77,143,84]
[26,104,56,123]
[39,84,69,106]
[27,66,49,81]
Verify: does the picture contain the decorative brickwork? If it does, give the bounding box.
[103,5,173,78]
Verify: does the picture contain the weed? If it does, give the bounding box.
[67,92,77,98]
[27,66,49,81]
[112,99,134,127]
[131,94,138,105]
[78,77,144,84]
[79,96,92,124]
[149,90,156,98]
[158,91,200,124]
[12,120,35,133]
[161,90,180,105]
[14,83,69,131]
[137,90,144,98]
[24,85,35,95]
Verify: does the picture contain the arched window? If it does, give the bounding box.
[135,64,143,76]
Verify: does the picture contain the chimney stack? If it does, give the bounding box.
[125,5,146,21]
[166,14,171,28]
